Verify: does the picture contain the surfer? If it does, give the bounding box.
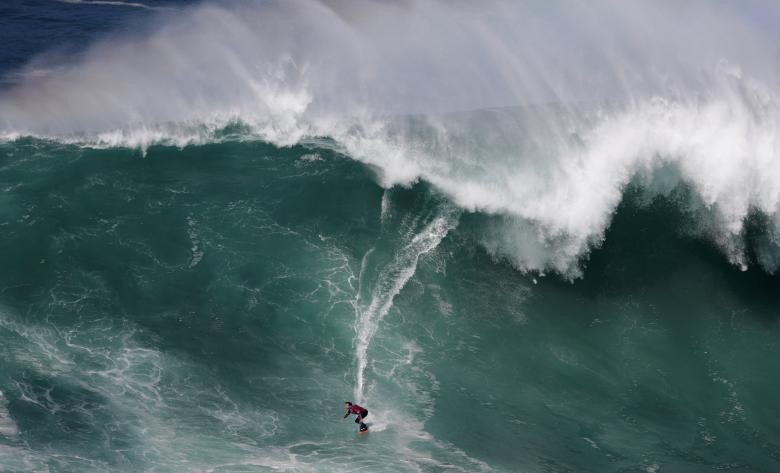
[343,401,369,433]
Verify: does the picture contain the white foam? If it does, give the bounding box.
[0,391,18,437]
[645,463,660,473]
[187,215,204,268]
[335,79,780,277]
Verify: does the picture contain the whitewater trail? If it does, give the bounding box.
[345,200,495,473]
[353,201,459,403]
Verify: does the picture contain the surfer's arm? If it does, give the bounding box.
[343,410,350,419]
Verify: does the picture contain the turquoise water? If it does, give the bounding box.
[0,138,778,472]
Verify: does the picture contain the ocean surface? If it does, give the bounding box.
[1,1,780,472]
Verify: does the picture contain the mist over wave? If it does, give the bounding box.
[2,0,780,276]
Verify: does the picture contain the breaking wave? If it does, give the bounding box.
[2,0,780,277]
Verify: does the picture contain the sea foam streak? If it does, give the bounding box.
[2,0,780,276]
[354,206,459,401]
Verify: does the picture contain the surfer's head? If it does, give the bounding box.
[345,401,352,407]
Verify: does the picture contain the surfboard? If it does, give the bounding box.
[358,429,369,435]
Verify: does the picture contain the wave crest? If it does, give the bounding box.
[2,0,780,277]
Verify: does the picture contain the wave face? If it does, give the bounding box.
[1,139,780,473]
[2,1,780,472]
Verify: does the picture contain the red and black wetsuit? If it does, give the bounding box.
[345,404,369,423]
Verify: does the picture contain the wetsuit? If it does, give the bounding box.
[344,404,369,423]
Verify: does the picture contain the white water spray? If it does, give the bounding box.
[353,210,458,402]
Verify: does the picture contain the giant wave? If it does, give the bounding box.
[2,0,780,278]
